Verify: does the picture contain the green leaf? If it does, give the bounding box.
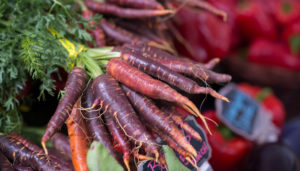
[163,145,190,171]
[87,141,123,171]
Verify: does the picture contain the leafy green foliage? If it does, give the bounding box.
[0,109,23,134]
[0,0,92,133]
[87,141,123,171]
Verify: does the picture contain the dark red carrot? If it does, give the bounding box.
[151,129,198,168]
[115,20,168,46]
[13,165,34,171]
[107,0,164,10]
[153,129,190,157]
[0,135,66,171]
[42,67,88,154]
[48,148,72,164]
[159,105,202,142]
[82,10,106,47]
[100,20,174,53]
[0,135,32,168]
[81,84,124,166]
[85,0,174,18]
[8,133,73,170]
[105,115,131,171]
[203,58,220,70]
[66,101,90,171]
[122,43,218,69]
[9,133,41,152]
[122,44,232,83]
[100,19,149,44]
[119,50,229,102]
[122,85,197,157]
[106,58,211,134]
[0,151,14,171]
[51,133,71,159]
[174,0,227,21]
[91,74,160,160]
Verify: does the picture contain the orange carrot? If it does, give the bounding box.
[66,101,90,171]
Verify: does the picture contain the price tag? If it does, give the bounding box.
[139,117,211,171]
[216,83,280,143]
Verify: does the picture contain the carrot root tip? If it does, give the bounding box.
[154,152,159,162]
[186,157,198,169]
[124,158,130,171]
[41,141,48,155]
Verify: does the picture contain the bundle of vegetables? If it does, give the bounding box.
[1,0,232,170]
[0,132,73,171]
[36,41,231,170]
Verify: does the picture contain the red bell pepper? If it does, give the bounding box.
[237,83,286,129]
[283,22,300,56]
[236,1,277,41]
[197,110,253,171]
[174,6,232,62]
[248,38,300,71]
[195,83,285,171]
[273,0,300,26]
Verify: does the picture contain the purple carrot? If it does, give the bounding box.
[119,50,228,102]
[9,133,73,170]
[0,135,69,171]
[160,105,202,142]
[122,44,231,83]
[51,133,71,159]
[0,151,14,171]
[13,166,34,171]
[85,0,174,18]
[81,84,123,166]
[122,85,197,157]
[106,0,164,10]
[41,67,88,154]
[91,74,160,160]
[105,115,131,171]
[114,20,167,45]
[100,19,149,44]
